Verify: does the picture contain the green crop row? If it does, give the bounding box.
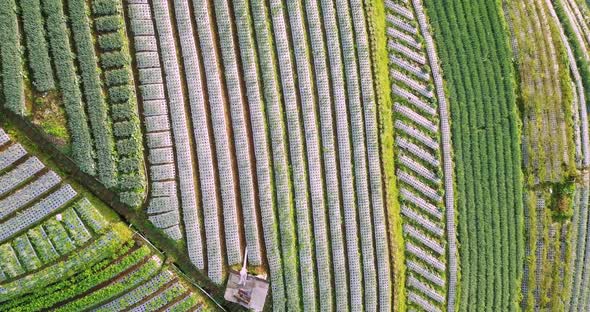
[41,0,95,174]
[91,0,145,208]
[14,245,150,311]
[168,294,202,312]
[20,0,55,93]
[554,0,590,111]
[55,252,161,311]
[422,0,524,310]
[0,0,25,115]
[68,0,118,188]
[0,223,132,305]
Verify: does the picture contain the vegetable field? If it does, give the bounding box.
[3,0,590,310]
[0,127,214,311]
[421,0,525,310]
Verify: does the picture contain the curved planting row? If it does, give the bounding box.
[502,0,579,309]
[385,0,456,310]
[231,0,285,306]
[422,0,524,310]
[68,0,117,189]
[20,0,54,93]
[122,0,393,309]
[41,0,95,174]
[0,127,212,311]
[126,0,184,242]
[546,0,590,310]
[0,0,25,115]
[90,0,146,206]
[1,0,146,207]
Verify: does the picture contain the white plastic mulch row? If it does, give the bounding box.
[0,157,45,197]
[128,2,182,242]
[0,129,9,147]
[272,0,316,309]
[232,0,285,307]
[395,120,439,150]
[190,0,240,269]
[0,144,27,172]
[396,137,439,167]
[305,0,349,308]
[170,0,219,278]
[403,224,445,255]
[0,171,61,220]
[401,205,444,237]
[389,40,427,65]
[407,259,445,287]
[211,0,260,267]
[320,0,363,309]
[0,184,77,243]
[398,153,440,184]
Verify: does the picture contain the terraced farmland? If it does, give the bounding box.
[421,0,524,310]
[384,0,456,311]
[4,0,590,310]
[0,127,213,311]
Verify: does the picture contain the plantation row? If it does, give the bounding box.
[91,0,146,206]
[0,127,211,311]
[548,0,590,310]
[506,0,582,310]
[0,0,25,114]
[422,0,524,310]
[555,0,590,170]
[127,0,390,309]
[127,0,185,243]
[505,0,574,184]
[385,0,456,311]
[0,0,146,207]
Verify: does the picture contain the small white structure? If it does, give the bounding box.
[224,248,269,311]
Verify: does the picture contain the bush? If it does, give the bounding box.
[108,85,132,104]
[118,174,144,191]
[113,120,136,138]
[119,191,143,207]
[105,68,129,86]
[100,51,128,69]
[118,156,142,174]
[92,0,119,16]
[98,32,124,51]
[116,137,139,156]
[95,15,122,32]
[111,103,137,121]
